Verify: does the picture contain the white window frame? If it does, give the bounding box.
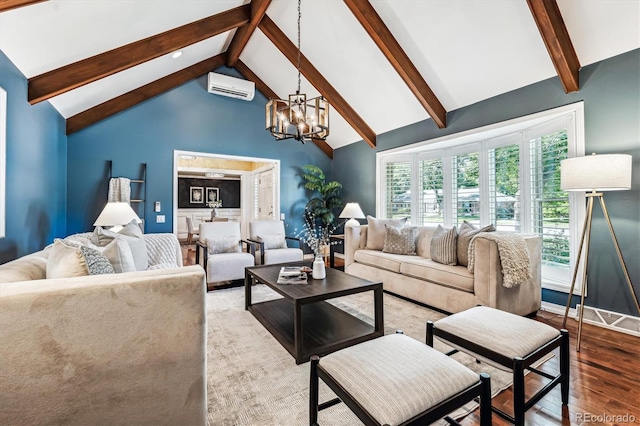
[377,102,585,294]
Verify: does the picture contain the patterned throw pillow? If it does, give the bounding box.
[207,237,241,254]
[382,225,417,255]
[79,245,115,275]
[257,234,287,250]
[430,225,458,265]
[366,216,408,250]
[457,221,496,267]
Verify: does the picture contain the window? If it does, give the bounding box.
[377,103,585,292]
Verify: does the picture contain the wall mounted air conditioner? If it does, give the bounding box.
[207,72,255,101]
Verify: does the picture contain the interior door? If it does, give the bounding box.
[258,169,275,220]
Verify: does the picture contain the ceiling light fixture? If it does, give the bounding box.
[171,51,183,59]
[265,0,329,143]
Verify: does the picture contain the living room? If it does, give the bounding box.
[1,1,639,425]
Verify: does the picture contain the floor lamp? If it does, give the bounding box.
[560,153,639,351]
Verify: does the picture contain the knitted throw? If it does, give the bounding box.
[467,231,531,288]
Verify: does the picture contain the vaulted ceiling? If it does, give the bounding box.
[1,0,638,158]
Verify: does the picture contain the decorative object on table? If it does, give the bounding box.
[207,198,223,220]
[312,255,326,279]
[277,266,309,284]
[265,0,329,143]
[93,202,142,232]
[296,208,341,274]
[190,186,204,204]
[560,153,638,351]
[339,202,365,227]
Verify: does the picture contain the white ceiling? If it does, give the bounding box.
[1,0,638,150]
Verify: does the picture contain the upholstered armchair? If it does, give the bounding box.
[248,220,304,265]
[197,222,254,284]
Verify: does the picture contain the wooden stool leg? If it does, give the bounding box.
[560,329,570,405]
[479,373,492,426]
[309,356,320,426]
[513,357,525,426]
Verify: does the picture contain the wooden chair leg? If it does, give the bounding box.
[560,329,570,405]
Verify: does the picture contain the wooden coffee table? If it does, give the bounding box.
[245,262,383,364]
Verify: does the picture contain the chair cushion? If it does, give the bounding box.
[262,248,303,265]
[207,237,241,254]
[320,334,479,426]
[366,216,407,250]
[206,252,255,282]
[430,225,458,265]
[257,234,287,249]
[434,306,561,360]
[400,258,474,293]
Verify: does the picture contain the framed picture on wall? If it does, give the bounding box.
[206,187,219,204]
[190,186,204,204]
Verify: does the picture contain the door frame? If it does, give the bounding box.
[173,150,280,237]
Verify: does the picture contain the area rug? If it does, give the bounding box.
[206,285,549,425]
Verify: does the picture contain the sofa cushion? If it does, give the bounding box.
[400,257,474,293]
[354,249,414,273]
[366,216,407,250]
[0,251,49,283]
[92,221,149,271]
[430,225,458,265]
[382,225,417,255]
[457,221,495,267]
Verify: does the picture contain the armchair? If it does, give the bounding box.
[248,220,304,265]
[197,222,254,285]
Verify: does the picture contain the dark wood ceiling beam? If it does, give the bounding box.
[0,0,46,12]
[234,60,333,159]
[526,0,580,93]
[226,0,272,67]
[66,54,227,135]
[343,0,446,129]
[29,5,250,104]
[259,14,376,148]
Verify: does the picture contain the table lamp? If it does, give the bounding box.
[339,203,365,227]
[94,202,142,232]
[560,153,638,351]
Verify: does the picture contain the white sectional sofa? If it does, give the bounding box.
[0,232,207,425]
[344,224,542,316]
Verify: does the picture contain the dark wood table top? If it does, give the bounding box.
[246,261,382,304]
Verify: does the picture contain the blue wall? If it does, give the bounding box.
[333,49,640,315]
[66,67,331,236]
[0,50,67,264]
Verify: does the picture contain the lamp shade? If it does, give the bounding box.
[93,202,142,228]
[561,154,632,192]
[339,202,365,227]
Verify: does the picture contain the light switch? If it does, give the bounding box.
[280,213,285,220]
[156,215,165,223]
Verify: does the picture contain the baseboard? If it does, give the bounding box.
[541,301,640,337]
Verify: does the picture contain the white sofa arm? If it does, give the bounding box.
[344,225,368,268]
[473,234,542,316]
[0,265,207,425]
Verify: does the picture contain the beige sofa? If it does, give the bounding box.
[345,225,542,316]
[0,233,207,425]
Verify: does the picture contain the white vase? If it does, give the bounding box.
[312,255,326,279]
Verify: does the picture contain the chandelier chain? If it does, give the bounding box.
[297,0,301,93]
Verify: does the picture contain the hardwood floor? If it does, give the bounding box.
[182,243,639,425]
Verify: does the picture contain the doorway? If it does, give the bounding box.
[173,150,280,240]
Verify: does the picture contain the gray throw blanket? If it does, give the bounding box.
[467,231,531,288]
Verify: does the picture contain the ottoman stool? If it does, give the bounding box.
[309,333,492,426]
[427,306,569,426]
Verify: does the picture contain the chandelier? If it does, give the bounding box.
[265,0,329,143]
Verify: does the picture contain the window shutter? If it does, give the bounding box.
[418,158,444,225]
[383,160,412,219]
[489,143,520,231]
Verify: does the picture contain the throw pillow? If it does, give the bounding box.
[79,246,115,275]
[92,220,148,271]
[366,216,407,250]
[207,237,241,254]
[46,239,90,279]
[382,225,417,255]
[90,239,137,273]
[457,221,496,267]
[257,234,287,250]
[430,225,458,266]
